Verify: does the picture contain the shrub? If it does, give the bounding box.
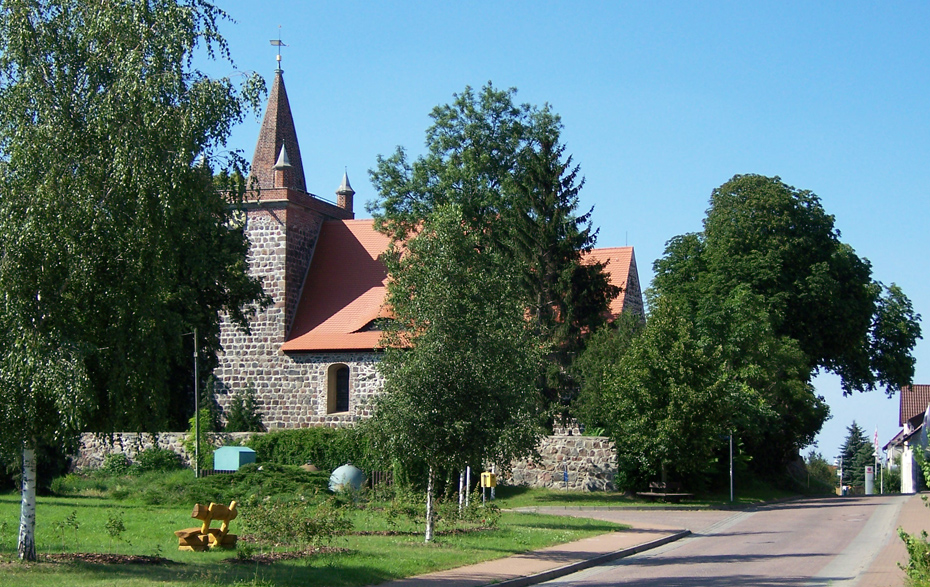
[239,495,351,548]
[226,386,266,433]
[99,453,132,476]
[132,447,183,473]
[900,528,930,586]
[183,407,217,471]
[246,427,374,472]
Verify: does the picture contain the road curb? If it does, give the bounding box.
[487,530,692,587]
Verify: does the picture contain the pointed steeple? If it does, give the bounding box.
[249,68,307,192]
[336,169,355,213]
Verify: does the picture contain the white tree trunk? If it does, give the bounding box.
[424,465,435,543]
[18,444,37,561]
[458,471,464,513]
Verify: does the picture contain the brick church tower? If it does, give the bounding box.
[213,61,387,428]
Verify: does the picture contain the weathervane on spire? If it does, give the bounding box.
[270,27,286,72]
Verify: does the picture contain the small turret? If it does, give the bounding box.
[336,170,355,213]
[273,144,293,188]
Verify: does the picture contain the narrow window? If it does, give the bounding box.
[327,364,350,414]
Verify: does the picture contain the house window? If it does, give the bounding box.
[327,364,350,414]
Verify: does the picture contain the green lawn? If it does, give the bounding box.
[0,492,625,587]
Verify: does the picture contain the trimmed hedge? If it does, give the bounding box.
[246,427,374,473]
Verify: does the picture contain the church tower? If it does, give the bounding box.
[215,54,359,426]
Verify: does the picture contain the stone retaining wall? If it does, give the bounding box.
[72,432,256,470]
[74,432,618,492]
[505,435,617,491]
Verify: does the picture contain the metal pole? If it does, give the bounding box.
[194,327,199,479]
[465,466,471,507]
[729,432,734,502]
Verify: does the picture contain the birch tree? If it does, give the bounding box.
[369,204,543,542]
[0,0,265,560]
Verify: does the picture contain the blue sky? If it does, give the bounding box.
[204,1,929,461]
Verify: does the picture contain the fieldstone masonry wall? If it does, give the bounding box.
[74,432,618,491]
[506,435,617,491]
[215,351,383,429]
[72,432,256,470]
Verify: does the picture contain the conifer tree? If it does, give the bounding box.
[370,84,617,422]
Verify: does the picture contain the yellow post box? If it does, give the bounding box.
[480,472,497,488]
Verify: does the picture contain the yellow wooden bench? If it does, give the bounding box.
[174,501,238,551]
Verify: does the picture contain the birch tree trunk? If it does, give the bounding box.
[18,443,37,561]
[424,465,435,543]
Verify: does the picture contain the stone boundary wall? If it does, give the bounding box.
[72,432,256,471]
[74,432,619,492]
[505,435,617,491]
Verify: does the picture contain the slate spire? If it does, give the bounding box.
[249,68,307,192]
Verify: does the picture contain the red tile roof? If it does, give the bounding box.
[582,247,640,317]
[900,384,930,426]
[282,220,391,352]
[282,221,641,352]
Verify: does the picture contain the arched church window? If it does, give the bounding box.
[327,364,350,414]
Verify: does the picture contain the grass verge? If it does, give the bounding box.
[0,492,624,587]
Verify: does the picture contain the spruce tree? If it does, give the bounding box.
[840,421,873,489]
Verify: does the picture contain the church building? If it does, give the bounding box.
[213,64,644,429]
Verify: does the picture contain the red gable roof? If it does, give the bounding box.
[282,220,390,352]
[282,221,641,352]
[900,384,930,426]
[582,247,639,317]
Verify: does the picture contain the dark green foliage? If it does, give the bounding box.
[183,408,218,472]
[99,454,132,477]
[573,313,644,430]
[369,204,544,540]
[131,447,183,473]
[369,83,617,421]
[654,174,921,396]
[604,173,919,483]
[246,427,373,473]
[583,284,826,487]
[54,462,331,506]
[97,448,182,477]
[840,421,872,489]
[899,528,930,586]
[370,204,544,474]
[0,0,269,453]
[238,495,352,548]
[804,450,837,492]
[885,459,902,493]
[225,386,266,433]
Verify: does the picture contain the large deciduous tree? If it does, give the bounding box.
[369,84,617,422]
[368,204,543,542]
[581,174,914,485]
[0,0,266,560]
[654,174,921,396]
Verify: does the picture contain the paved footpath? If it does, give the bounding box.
[375,494,930,587]
[858,492,930,587]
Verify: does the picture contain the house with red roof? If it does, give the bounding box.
[885,384,930,493]
[213,64,644,429]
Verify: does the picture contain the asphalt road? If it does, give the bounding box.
[534,495,917,587]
